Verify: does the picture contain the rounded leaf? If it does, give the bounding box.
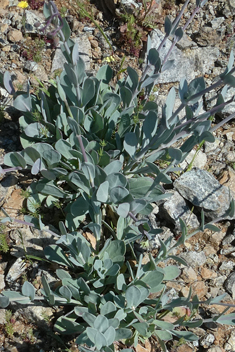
[110,186,129,204]
[124,132,138,157]
[4,152,26,168]
[22,281,36,300]
[96,181,109,203]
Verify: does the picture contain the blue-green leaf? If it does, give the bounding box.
[4,152,26,168]
[104,160,123,175]
[115,328,132,340]
[44,245,72,267]
[110,186,129,203]
[117,203,130,218]
[36,183,66,198]
[124,132,138,157]
[71,196,89,216]
[22,281,35,300]
[96,181,109,203]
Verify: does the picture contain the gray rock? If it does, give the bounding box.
[193,26,220,47]
[180,149,208,170]
[0,309,7,324]
[148,204,160,229]
[222,233,235,246]
[24,61,38,72]
[224,330,235,351]
[200,333,215,348]
[149,29,220,83]
[0,38,9,48]
[83,26,95,33]
[208,286,220,298]
[51,35,91,72]
[220,247,235,256]
[6,257,27,283]
[0,87,9,99]
[180,251,207,267]
[229,0,235,9]
[160,191,199,232]
[25,10,43,34]
[211,275,226,287]
[0,273,5,290]
[219,261,234,272]
[211,17,225,29]
[30,64,48,84]
[10,227,55,258]
[174,168,232,220]
[221,86,235,116]
[224,271,235,298]
[2,19,11,25]
[16,306,54,329]
[121,0,141,12]
[96,31,112,51]
[205,138,223,155]
[176,33,196,50]
[151,226,176,250]
[8,0,18,6]
[207,348,224,352]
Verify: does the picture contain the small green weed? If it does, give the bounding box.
[53,68,63,79]
[15,82,24,91]
[0,225,9,253]
[22,327,36,343]
[41,311,51,324]
[21,36,45,63]
[5,310,14,337]
[20,189,31,198]
[119,0,157,57]
[60,6,67,17]
[77,0,113,52]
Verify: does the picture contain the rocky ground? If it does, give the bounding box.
[1,0,235,351]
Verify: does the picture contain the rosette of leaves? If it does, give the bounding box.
[1,1,235,350]
[1,231,234,352]
[1,0,235,247]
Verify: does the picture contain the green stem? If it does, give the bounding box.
[77,2,113,53]
[186,139,205,172]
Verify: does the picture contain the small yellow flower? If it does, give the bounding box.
[18,1,28,8]
[102,55,115,63]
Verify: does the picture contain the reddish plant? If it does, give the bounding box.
[28,0,44,10]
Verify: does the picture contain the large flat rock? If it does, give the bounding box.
[150,29,220,83]
[174,168,233,220]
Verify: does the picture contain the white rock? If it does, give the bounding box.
[24,61,38,72]
[149,29,220,84]
[219,261,234,271]
[204,138,220,153]
[211,17,225,29]
[226,132,234,141]
[17,306,54,329]
[183,149,207,170]
[10,227,55,258]
[181,251,207,267]
[0,273,5,290]
[208,347,224,352]
[0,309,6,324]
[51,35,91,72]
[121,0,141,11]
[161,190,199,231]
[25,10,44,34]
[200,333,215,348]
[6,258,27,282]
[224,330,235,351]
